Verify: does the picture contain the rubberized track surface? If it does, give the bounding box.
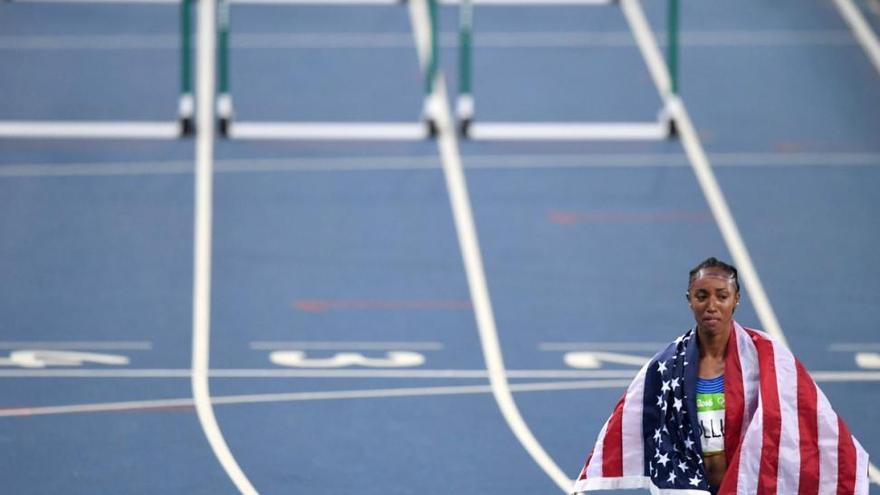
[1,0,880,493]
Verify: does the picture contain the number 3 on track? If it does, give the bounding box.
[269,351,425,368]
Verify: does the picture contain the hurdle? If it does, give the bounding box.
[216,0,441,140]
[0,0,195,139]
[455,0,681,140]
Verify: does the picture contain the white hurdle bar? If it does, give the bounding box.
[12,0,614,3]
[464,120,669,141]
[0,121,182,139]
[227,122,431,140]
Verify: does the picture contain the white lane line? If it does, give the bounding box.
[0,341,152,350]
[2,368,879,381]
[2,152,880,178]
[4,370,877,420]
[623,0,789,349]
[811,371,880,382]
[832,0,880,77]
[539,342,667,351]
[0,379,634,418]
[870,463,880,487]
[0,368,642,379]
[0,30,858,51]
[191,1,257,494]
[250,341,445,351]
[829,343,880,351]
[408,1,572,492]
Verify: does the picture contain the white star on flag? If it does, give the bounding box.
[657,360,668,374]
[684,438,695,450]
[670,377,680,391]
[677,460,688,472]
[657,452,670,467]
[667,471,677,483]
[654,428,662,442]
[673,397,683,412]
[661,380,671,393]
[689,475,701,487]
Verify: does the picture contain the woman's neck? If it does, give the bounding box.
[698,322,731,360]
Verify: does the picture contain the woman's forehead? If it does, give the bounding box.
[689,268,735,290]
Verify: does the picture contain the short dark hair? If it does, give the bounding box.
[688,257,740,293]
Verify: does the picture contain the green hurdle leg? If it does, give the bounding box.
[666,0,680,137]
[179,0,194,136]
[422,0,440,137]
[217,0,233,137]
[457,0,473,137]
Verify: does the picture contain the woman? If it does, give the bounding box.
[572,257,868,495]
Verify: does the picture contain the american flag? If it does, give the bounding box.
[572,322,869,495]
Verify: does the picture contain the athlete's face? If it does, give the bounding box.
[687,268,740,336]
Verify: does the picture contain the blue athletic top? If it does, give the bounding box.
[696,375,725,455]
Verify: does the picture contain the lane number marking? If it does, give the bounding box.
[269,351,426,368]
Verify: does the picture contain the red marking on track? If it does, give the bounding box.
[774,141,810,153]
[293,299,473,313]
[548,210,712,224]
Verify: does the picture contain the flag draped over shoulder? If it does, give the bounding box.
[572,322,869,495]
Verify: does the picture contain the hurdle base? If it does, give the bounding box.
[180,117,195,137]
[667,118,678,139]
[425,118,438,138]
[459,118,472,138]
[218,117,231,138]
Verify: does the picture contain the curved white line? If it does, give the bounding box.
[627,0,880,484]
[407,1,572,491]
[622,0,789,349]
[832,0,880,77]
[192,1,258,493]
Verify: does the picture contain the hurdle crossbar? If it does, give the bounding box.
[227,122,432,140]
[456,0,680,141]
[0,0,194,139]
[0,121,182,139]
[464,120,670,141]
[215,0,440,140]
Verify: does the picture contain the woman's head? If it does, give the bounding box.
[687,257,740,335]
[688,257,739,294]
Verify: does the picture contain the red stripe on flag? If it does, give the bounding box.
[837,417,857,495]
[796,360,820,495]
[724,327,745,458]
[601,395,626,478]
[719,327,745,495]
[753,333,781,495]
